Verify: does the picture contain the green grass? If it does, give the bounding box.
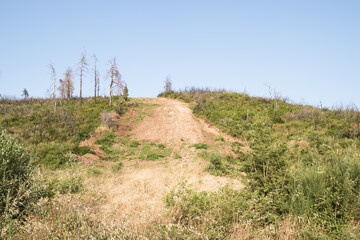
[95,131,116,154]
[0,96,130,168]
[192,143,208,149]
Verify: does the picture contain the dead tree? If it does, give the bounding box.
[49,63,56,112]
[107,58,121,106]
[164,76,172,93]
[267,84,281,120]
[93,55,99,103]
[58,79,66,100]
[63,67,74,100]
[78,52,88,105]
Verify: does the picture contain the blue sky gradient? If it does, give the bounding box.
[1,0,359,107]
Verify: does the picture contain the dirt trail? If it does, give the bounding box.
[132,97,235,144]
[86,98,245,231]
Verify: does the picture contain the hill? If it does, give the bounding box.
[0,92,359,239]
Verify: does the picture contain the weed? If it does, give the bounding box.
[192,143,208,149]
[111,162,124,172]
[72,146,93,156]
[213,135,225,141]
[129,140,140,147]
[157,143,166,149]
[87,168,102,176]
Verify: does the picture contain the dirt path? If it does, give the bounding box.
[84,98,245,232]
[132,97,236,144]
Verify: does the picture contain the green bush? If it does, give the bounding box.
[95,131,116,154]
[0,128,43,219]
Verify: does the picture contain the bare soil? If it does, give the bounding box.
[82,98,245,230]
[131,97,238,144]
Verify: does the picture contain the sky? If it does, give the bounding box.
[0,0,359,107]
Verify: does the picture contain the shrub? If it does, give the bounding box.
[95,131,116,154]
[129,140,140,148]
[101,111,119,129]
[72,146,93,156]
[111,162,124,172]
[0,128,43,220]
[157,143,166,149]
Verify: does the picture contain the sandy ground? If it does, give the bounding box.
[84,98,245,230]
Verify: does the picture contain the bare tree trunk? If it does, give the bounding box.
[49,64,56,112]
[97,76,100,98]
[94,55,97,104]
[110,71,113,106]
[79,52,87,105]
[80,65,83,104]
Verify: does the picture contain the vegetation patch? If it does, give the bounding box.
[111,162,124,172]
[129,140,140,147]
[160,89,360,238]
[73,146,93,156]
[192,143,208,149]
[138,142,172,161]
[95,131,116,154]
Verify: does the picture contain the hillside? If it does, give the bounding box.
[0,93,359,239]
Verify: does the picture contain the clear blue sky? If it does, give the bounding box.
[1,0,359,107]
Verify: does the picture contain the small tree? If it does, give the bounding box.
[123,84,129,101]
[22,88,29,99]
[164,76,172,93]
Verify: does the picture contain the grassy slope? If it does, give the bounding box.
[1,93,359,239]
[159,90,360,239]
[0,96,126,168]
